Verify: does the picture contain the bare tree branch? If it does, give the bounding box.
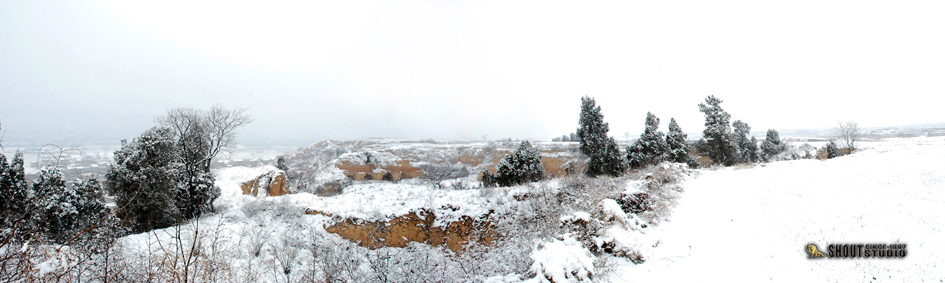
[836,121,861,152]
[155,105,252,172]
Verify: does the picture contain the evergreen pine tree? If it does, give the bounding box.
[494,141,545,187]
[276,156,289,172]
[627,112,667,169]
[0,152,32,241]
[577,96,627,176]
[106,127,182,233]
[761,129,784,160]
[481,169,496,187]
[748,136,759,162]
[32,166,77,243]
[698,95,739,166]
[600,137,629,176]
[665,118,691,164]
[72,176,109,233]
[732,120,755,163]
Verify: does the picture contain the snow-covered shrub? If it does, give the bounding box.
[481,169,497,187]
[826,140,839,159]
[314,178,351,197]
[527,236,595,282]
[495,141,545,187]
[761,129,786,161]
[559,175,619,214]
[615,192,651,215]
[626,163,690,225]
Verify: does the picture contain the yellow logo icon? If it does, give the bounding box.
[807,244,827,258]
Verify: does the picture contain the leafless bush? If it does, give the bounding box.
[560,174,620,213]
[309,234,365,283]
[271,230,304,283]
[419,163,468,189]
[365,247,401,283]
[837,121,861,152]
[197,215,234,282]
[448,180,473,190]
[240,221,269,258]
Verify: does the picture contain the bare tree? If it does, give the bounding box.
[836,121,861,152]
[419,163,466,189]
[156,105,252,218]
[203,105,254,171]
[155,104,252,172]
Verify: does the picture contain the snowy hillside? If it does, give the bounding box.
[99,136,945,282]
[615,137,945,282]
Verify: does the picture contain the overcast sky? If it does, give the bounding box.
[2,1,944,146]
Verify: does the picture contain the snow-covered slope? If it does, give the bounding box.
[110,137,945,282]
[617,137,945,282]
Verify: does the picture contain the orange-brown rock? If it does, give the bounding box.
[335,146,584,182]
[337,160,423,181]
[311,209,496,253]
[241,171,291,197]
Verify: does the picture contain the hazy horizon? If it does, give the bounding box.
[4,1,945,147]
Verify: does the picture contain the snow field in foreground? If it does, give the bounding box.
[616,137,945,282]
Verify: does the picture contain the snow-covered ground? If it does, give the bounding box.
[109,136,945,282]
[617,137,945,282]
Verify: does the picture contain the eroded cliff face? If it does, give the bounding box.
[329,142,586,181]
[335,160,423,181]
[307,209,496,253]
[241,170,290,197]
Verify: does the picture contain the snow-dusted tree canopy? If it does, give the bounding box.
[665,118,691,164]
[628,112,668,169]
[732,120,757,163]
[0,152,31,241]
[698,95,739,166]
[761,129,785,160]
[106,126,183,233]
[494,141,545,187]
[577,96,627,177]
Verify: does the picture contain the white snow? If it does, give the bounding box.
[108,136,945,282]
[303,182,497,225]
[611,137,945,282]
[526,236,595,283]
[560,211,592,223]
[213,165,282,207]
[599,199,626,222]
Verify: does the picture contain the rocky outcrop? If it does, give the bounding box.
[308,209,496,253]
[282,140,587,188]
[241,170,290,197]
[336,160,423,181]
